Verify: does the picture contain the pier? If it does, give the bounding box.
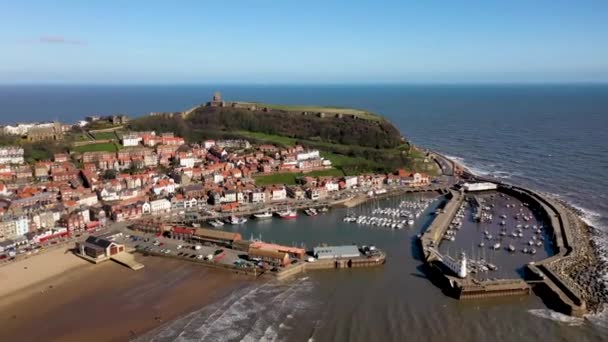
[418,178,589,316]
[420,189,464,260]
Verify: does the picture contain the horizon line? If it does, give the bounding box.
[1,81,608,87]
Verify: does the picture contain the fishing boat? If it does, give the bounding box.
[507,244,515,252]
[304,208,318,216]
[253,211,273,219]
[407,219,415,226]
[225,215,247,225]
[208,220,222,228]
[492,243,501,250]
[277,209,297,219]
[478,241,485,247]
[209,219,225,227]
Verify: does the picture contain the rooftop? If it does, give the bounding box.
[313,245,361,259]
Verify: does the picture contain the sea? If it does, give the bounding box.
[1,84,607,341]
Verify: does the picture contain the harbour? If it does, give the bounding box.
[91,175,595,318]
[1,85,607,341]
[418,178,591,317]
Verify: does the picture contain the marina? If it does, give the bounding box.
[342,196,436,229]
[419,180,590,317]
[437,191,553,279]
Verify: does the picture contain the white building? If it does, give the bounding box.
[183,198,197,209]
[99,188,119,202]
[270,187,287,201]
[250,190,266,203]
[152,179,176,195]
[76,209,91,224]
[325,182,339,192]
[313,245,361,260]
[296,150,320,161]
[77,193,99,207]
[121,134,142,147]
[142,202,151,214]
[213,174,224,184]
[144,153,159,167]
[2,124,34,136]
[150,199,171,214]
[344,176,358,189]
[179,157,196,168]
[0,146,24,165]
[203,140,216,149]
[462,182,497,192]
[221,191,237,203]
[14,217,30,237]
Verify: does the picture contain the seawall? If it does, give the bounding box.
[417,175,589,316]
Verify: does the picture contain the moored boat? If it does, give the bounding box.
[209,219,225,227]
[253,211,273,219]
[304,208,318,216]
[225,215,247,225]
[277,209,297,219]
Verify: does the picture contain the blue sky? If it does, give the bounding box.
[1,0,607,84]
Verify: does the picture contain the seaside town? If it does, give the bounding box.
[0,95,605,334]
[0,109,433,271]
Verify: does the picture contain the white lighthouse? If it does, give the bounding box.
[458,252,468,278]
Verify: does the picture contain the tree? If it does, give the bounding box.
[103,169,117,180]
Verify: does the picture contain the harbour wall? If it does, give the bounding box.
[420,189,464,260]
[464,172,587,315]
[416,176,587,315]
[276,254,386,280]
[488,183,586,315]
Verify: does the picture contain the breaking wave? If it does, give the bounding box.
[446,153,608,324]
[443,154,522,179]
[528,309,585,326]
[136,276,317,342]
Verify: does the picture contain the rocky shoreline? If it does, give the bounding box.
[440,152,608,315]
[553,200,608,315]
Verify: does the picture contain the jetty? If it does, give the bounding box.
[418,180,588,316]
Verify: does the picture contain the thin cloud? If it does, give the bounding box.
[38,36,87,46]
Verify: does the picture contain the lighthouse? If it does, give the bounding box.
[458,252,468,278]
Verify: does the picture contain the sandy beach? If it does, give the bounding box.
[0,246,91,306]
[0,253,251,341]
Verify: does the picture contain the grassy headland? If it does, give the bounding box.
[128,103,439,176]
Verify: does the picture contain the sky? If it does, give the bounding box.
[1,0,607,84]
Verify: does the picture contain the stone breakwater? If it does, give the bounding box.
[441,151,607,315]
[550,200,608,314]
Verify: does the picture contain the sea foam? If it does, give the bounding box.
[528,309,585,326]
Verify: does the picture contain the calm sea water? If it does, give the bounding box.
[1,84,607,340]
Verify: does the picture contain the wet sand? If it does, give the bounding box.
[0,254,251,342]
[0,246,90,306]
